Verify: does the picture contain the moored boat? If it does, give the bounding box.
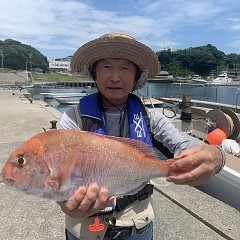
[40,83,57,88]
[138,88,240,211]
[191,75,208,84]
[148,70,175,83]
[19,84,34,90]
[208,71,240,86]
[40,92,87,99]
[54,97,80,105]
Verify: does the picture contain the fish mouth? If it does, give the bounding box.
[0,178,28,192]
[1,177,15,185]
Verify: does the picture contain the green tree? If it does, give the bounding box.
[0,39,48,71]
[156,44,239,77]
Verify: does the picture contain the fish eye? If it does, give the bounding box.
[16,157,27,166]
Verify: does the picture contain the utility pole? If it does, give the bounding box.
[0,50,4,69]
[26,61,28,82]
[29,53,33,71]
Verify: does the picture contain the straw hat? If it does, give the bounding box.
[71,33,161,89]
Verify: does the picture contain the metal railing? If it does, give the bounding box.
[215,86,240,112]
[136,90,156,109]
[166,82,207,100]
[141,82,240,112]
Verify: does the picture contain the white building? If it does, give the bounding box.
[48,56,71,73]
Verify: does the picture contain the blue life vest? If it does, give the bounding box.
[79,93,152,147]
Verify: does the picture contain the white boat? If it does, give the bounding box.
[54,97,81,105]
[160,98,240,211]
[191,75,208,84]
[40,92,87,99]
[41,84,57,89]
[148,70,174,83]
[19,84,34,90]
[208,71,239,86]
[138,87,240,211]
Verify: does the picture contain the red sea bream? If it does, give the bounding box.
[0,129,185,201]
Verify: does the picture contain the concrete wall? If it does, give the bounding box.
[0,72,31,85]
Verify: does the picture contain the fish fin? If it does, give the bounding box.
[45,150,79,192]
[45,179,60,192]
[90,132,159,159]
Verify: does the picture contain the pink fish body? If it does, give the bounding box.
[0,129,181,201]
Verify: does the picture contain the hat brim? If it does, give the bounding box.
[71,33,160,89]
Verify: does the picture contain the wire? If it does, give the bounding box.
[162,102,180,118]
[162,106,177,118]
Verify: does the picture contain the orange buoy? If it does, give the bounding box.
[208,128,227,146]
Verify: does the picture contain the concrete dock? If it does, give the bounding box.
[0,89,239,240]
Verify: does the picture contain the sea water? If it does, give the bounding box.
[28,86,97,113]
[29,82,240,113]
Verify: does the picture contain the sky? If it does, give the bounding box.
[0,0,240,60]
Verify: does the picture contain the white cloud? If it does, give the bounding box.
[221,18,240,31]
[0,0,240,58]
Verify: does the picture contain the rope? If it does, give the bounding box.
[224,113,235,137]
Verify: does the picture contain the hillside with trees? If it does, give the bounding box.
[0,39,48,72]
[157,44,240,77]
[0,39,239,77]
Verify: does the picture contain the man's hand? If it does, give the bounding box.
[60,183,115,218]
[166,145,223,186]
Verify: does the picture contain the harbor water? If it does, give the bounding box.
[28,85,98,113]
[28,82,240,113]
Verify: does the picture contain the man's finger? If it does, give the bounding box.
[65,186,87,210]
[77,183,100,213]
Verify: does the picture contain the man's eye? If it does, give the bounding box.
[103,65,111,68]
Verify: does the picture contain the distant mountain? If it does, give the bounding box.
[157,44,240,77]
[0,39,48,71]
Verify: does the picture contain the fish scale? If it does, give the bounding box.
[0,129,184,201]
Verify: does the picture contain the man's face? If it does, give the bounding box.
[95,58,137,107]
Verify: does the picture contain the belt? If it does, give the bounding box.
[115,184,154,212]
[105,226,132,239]
[105,223,151,239]
[90,184,154,217]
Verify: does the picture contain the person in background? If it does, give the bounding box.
[59,33,225,240]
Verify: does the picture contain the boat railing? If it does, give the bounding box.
[141,82,240,112]
[215,86,240,111]
[136,90,156,109]
[166,82,207,100]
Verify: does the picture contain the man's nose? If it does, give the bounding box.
[110,70,121,82]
